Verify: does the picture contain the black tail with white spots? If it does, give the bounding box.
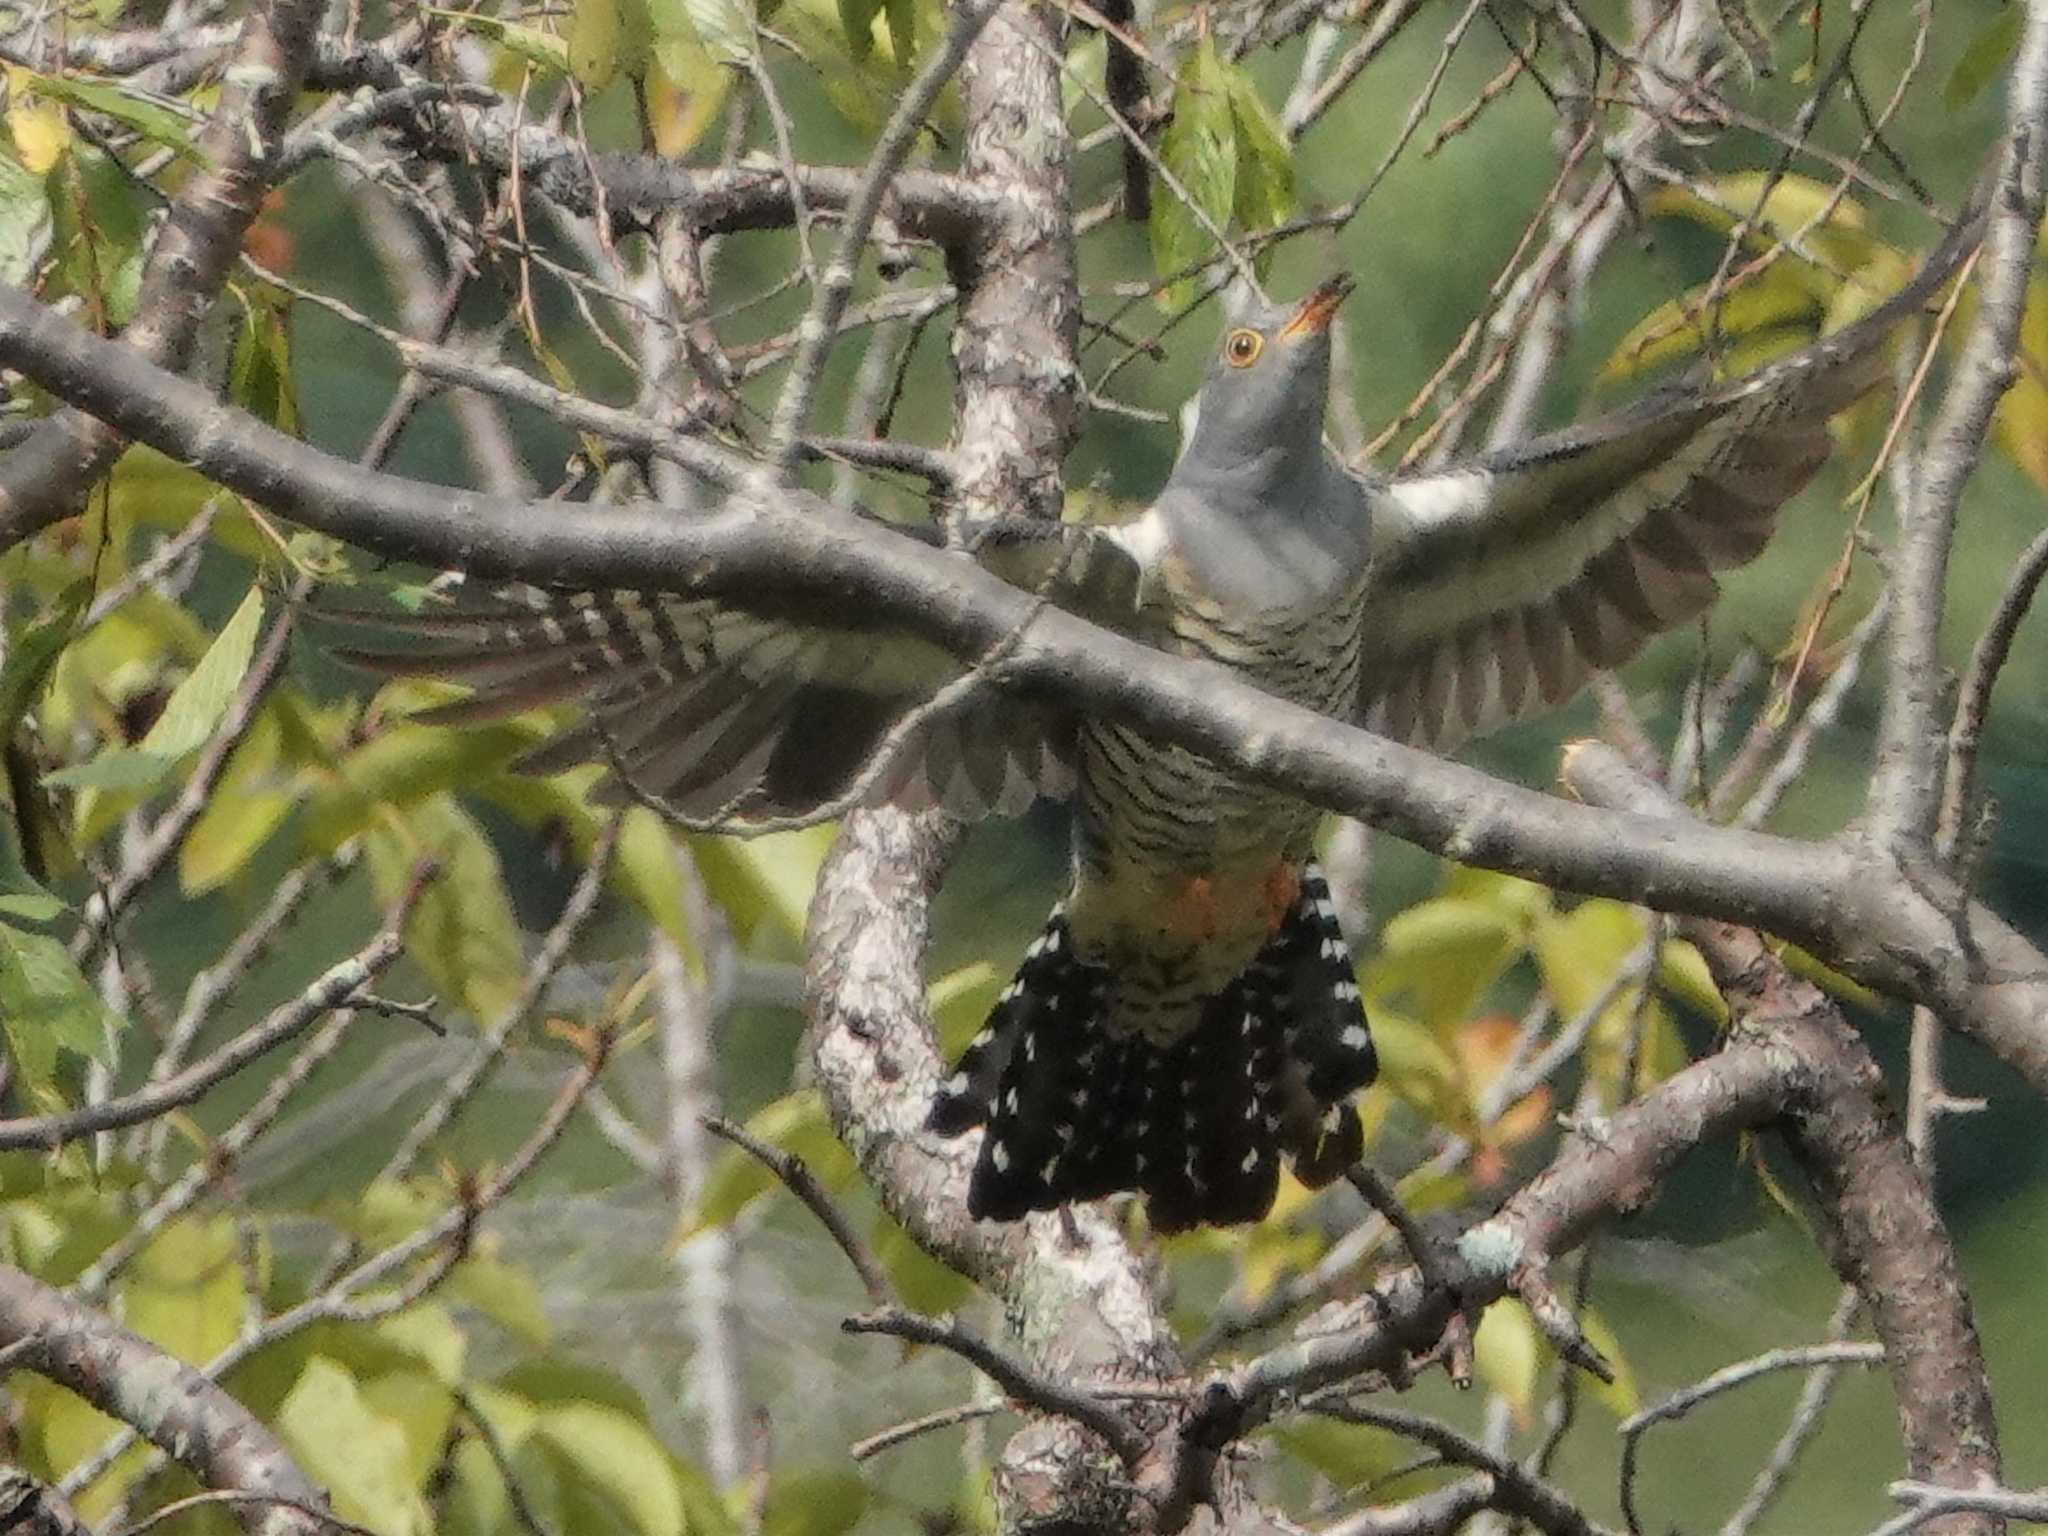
[928,867,1378,1230]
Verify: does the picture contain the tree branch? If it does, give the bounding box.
[0,1267,327,1536]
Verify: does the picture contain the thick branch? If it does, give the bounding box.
[6,285,2047,1109]
[0,1267,325,1536]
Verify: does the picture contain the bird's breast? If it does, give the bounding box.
[1060,581,1367,1041]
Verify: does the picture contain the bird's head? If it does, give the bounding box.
[1174,274,1352,498]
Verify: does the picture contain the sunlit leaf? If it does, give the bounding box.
[362,1370,458,1486]
[452,1253,553,1346]
[1268,1418,1408,1485]
[1657,938,1728,1026]
[691,823,833,948]
[20,70,195,155]
[1643,172,1872,281]
[120,1217,245,1365]
[1600,261,1821,383]
[1577,1305,1640,1419]
[1368,895,1524,1034]
[1767,937,1882,1011]
[375,1301,469,1385]
[277,1357,432,1536]
[1474,1296,1542,1425]
[570,0,653,88]
[930,960,1000,1057]
[0,920,121,1076]
[1150,36,1236,309]
[1361,1009,1472,1135]
[0,145,49,283]
[365,792,525,1021]
[6,85,70,175]
[46,584,264,793]
[180,709,300,894]
[535,1403,687,1536]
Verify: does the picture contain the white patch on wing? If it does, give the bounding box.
[1105,507,1172,577]
[1384,468,1496,528]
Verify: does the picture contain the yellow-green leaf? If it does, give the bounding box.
[1474,1296,1542,1424]
[366,793,525,1021]
[534,1403,686,1536]
[277,1358,433,1536]
[1150,36,1236,308]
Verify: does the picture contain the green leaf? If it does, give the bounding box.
[870,1210,971,1314]
[1474,1297,1542,1424]
[45,585,264,794]
[1368,895,1523,1033]
[690,823,833,947]
[1643,172,1873,281]
[304,709,547,856]
[277,1358,432,1536]
[1657,938,1728,1026]
[120,1217,246,1365]
[838,0,882,58]
[1533,899,1645,1024]
[424,8,573,72]
[0,582,88,748]
[930,960,1000,1057]
[1600,260,1822,383]
[1362,1009,1471,1134]
[0,148,50,286]
[0,920,121,1075]
[362,1370,458,1487]
[374,1302,469,1385]
[1224,66,1295,234]
[45,144,147,325]
[678,1088,858,1241]
[569,0,654,87]
[1268,1418,1407,1485]
[180,710,299,894]
[365,793,525,1021]
[228,286,299,434]
[23,72,195,155]
[1947,7,2022,110]
[1150,37,1237,309]
[534,1403,686,1536]
[760,1468,868,1536]
[451,1254,552,1347]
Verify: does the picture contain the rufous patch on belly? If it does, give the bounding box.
[1162,874,1222,944]
[1261,859,1302,934]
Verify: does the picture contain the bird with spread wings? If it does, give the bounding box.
[337,209,1976,1230]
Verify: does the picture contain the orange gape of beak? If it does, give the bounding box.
[1277,272,1355,339]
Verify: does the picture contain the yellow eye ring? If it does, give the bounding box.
[1223,328,1264,368]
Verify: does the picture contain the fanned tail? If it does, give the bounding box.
[929,864,1379,1229]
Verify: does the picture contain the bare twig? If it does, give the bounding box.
[840,1309,1150,1469]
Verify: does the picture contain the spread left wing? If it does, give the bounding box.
[326,517,1159,826]
[1358,215,1977,751]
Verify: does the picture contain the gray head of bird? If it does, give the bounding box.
[1170,273,1352,505]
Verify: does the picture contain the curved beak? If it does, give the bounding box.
[1277,273,1355,339]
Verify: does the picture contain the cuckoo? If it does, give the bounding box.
[338,219,1974,1231]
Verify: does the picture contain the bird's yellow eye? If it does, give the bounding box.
[1224,328,1264,368]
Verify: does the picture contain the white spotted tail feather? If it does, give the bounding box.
[930,866,1376,1230]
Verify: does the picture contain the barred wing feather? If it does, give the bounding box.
[328,521,1151,825]
[1358,214,1977,751]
